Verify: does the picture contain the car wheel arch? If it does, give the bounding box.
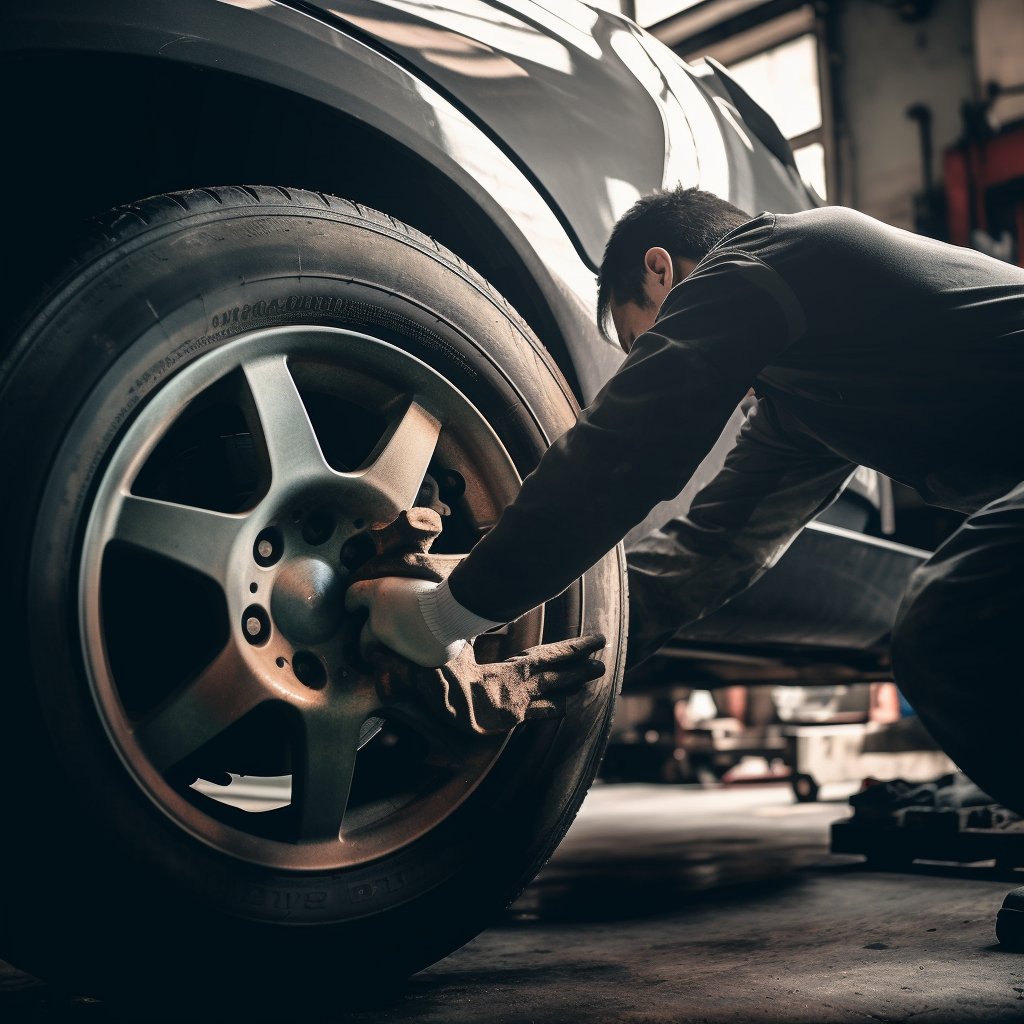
[0,50,586,401]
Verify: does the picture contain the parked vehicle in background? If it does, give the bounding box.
[0,0,923,1004]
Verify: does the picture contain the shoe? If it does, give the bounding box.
[996,887,1024,949]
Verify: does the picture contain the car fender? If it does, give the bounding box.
[2,0,623,401]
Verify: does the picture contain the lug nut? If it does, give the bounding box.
[241,604,271,645]
[253,527,284,567]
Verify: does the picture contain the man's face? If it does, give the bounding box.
[609,247,695,353]
[610,296,659,356]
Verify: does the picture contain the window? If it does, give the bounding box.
[633,0,707,27]
[728,33,827,198]
[658,5,833,202]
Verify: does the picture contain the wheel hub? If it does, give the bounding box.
[270,554,346,646]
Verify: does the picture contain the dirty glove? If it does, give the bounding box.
[371,633,607,735]
[344,508,500,667]
[349,507,460,585]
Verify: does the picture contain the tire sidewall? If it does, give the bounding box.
[1,200,625,986]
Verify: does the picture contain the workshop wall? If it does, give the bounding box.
[834,0,975,229]
[974,0,1024,126]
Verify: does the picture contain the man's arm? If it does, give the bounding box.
[349,253,805,665]
[626,398,856,667]
[447,254,803,619]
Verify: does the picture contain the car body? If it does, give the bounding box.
[2,0,922,688]
[4,0,815,399]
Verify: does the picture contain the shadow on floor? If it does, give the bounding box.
[506,817,829,924]
[504,858,808,925]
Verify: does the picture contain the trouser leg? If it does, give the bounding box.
[891,480,1024,814]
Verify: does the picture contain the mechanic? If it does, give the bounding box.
[347,186,1024,817]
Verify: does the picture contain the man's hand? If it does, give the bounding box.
[346,508,607,733]
[345,575,463,667]
[371,633,607,735]
[343,508,466,667]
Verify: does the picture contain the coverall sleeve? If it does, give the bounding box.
[626,397,856,668]
[447,253,806,623]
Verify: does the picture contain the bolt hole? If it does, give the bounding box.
[302,505,336,546]
[340,532,376,571]
[249,582,258,594]
[275,656,287,668]
[292,651,327,690]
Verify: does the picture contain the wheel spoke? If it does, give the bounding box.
[133,644,269,773]
[242,356,331,487]
[292,709,364,842]
[340,400,442,522]
[114,494,245,583]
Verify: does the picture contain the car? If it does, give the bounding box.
[0,0,924,1005]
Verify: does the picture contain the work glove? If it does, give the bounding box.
[350,507,460,584]
[344,508,466,667]
[372,633,607,736]
[345,575,463,667]
[345,508,607,734]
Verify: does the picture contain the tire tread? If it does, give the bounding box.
[3,185,573,412]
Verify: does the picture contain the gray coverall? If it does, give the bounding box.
[445,206,1024,812]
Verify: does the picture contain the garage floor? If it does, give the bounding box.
[5,783,1024,1022]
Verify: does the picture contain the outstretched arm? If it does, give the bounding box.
[447,255,803,623]
[351,254,804,665]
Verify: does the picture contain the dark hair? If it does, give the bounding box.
[596,186,750,340]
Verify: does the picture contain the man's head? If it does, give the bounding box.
[597,186,751,352]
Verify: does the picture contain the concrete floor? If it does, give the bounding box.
[5,783,1024,1022]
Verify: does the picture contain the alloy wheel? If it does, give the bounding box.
[79,326,543,870]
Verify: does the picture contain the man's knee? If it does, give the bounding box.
[889,599,919,678]
[890,561,960,698]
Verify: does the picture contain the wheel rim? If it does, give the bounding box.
[79,325,543,871]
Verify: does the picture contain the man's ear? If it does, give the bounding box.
[642,247,675,304]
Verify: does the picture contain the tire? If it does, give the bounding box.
[791,773,820,803]
[0,186,626,1006]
